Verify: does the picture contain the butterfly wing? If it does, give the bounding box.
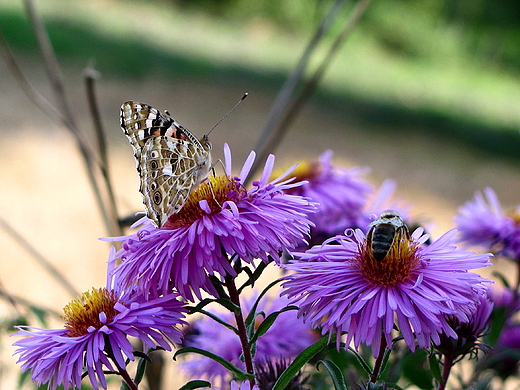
[120,101,212,228]
[139,136,204,227]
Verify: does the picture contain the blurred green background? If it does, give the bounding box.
[3,0,520,156]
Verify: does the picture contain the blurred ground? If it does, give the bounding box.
[2,0,520,389]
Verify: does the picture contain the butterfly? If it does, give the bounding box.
[120,101,212,228]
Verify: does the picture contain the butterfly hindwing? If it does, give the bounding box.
[120,101,212,228]
[139,136,200,226]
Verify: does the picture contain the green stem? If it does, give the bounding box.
[369,333,388,383]
[438,354,454,390]
[224,275,255,386]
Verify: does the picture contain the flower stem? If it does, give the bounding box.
[438,354,454,390]
[224,274,256,384]
[103,336,139,390]
[117,366,139,390]
[369,333,388,383]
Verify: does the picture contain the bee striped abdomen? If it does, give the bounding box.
[370,223,396,261]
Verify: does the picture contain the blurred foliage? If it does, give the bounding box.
[2,0,520,163]
[170,0,520,71]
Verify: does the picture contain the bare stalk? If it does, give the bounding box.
[252,0,348,154]
[0,280,62,318]
[19,0,119,236]
[0,216,79,297]
[249,0,372,181]
[84,66,123,237]
[224,275,256,386]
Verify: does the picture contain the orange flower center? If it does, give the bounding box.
[62,288,119,337]
[357,234,420,286]
[163,175,248,229]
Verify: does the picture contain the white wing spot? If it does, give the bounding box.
[162,165,173,176]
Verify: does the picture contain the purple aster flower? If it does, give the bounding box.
[485,323,520,380]
[216,381,260,390]
[436,294,493,359]
[105,144,317,301]
[12,248,187,390]
[255,358,309,390]
[488,287,520,318]
[281,213,492,357]
[455,187,520,259]
[180,292,318,386]
[277,150,372,236]
[359,179,413,233]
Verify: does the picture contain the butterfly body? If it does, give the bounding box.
[120,101,212,227]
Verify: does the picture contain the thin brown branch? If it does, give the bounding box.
[248,0,349,182]
[20,0,119,237]
[0,216,79,298]
[22,0,75,131]
[250,0,372,181]
[0,32,67,126]
[0,281,62,319]
[84,66,123,237]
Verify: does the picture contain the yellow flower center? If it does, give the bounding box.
[163,175,248,229]
[509,208,520,225]
[358,234,420,286]
[269,161,321,194]
[62,288,119,337]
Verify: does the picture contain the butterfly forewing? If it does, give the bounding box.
[120,101,212,227]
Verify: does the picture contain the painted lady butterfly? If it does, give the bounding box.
[120,101,212,228]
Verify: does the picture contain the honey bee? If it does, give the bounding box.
[367,211,410,262]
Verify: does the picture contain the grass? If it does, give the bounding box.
[2,0,520,161]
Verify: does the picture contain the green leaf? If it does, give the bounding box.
[186,298,240,314]
[197,309,239,333]
[238,261,269,293]
[492,271,510,289]
[248,306,299,346]
[244,279,282,327]
[347,347,373,376]
[401,349,433,390]
[380,347,392,377]
[316,360,348,390]
[428,353,442,384]
[134,354,148,386]
[488,306,507,345]
[120,381,131,390]
[179,380,212,390]
[272,335,332,390]
[208,275,228,299]
[173,347,254,380]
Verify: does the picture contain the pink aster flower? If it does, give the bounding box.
[455,187,520,259]
[12,248,187,390]
[106,144,317,301]
[180,292,318,386]
[281,217,492,357]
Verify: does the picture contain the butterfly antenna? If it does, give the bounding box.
[206,93,248,137]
